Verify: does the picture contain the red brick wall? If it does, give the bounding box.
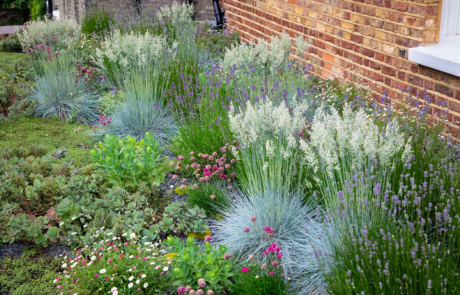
[222,0,460,134]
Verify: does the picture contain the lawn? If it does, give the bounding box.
[0,116,94,164]
[0,51,28,75]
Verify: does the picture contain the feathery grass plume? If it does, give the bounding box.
[16,18,79,51]
[300,103,411,205]
[94,29,175,89]
[213,188,313,281]
[222,30,308,74]
[28,51,98,124]
[229,98,310,193]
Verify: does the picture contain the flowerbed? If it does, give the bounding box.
[0,1,459,295]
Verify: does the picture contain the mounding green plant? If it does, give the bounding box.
[80,5,114,37]
[57,232,170,294]
[91,133,170,191]
[164,235,235,294]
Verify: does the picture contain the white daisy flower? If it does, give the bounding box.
[143,283,148,288]
[141,274,146,278]
[90,256,96,261]
[111,287,117,292]
[135,279,140,285]
[129,276,134,281]
[163,266,169,271]
[100,269,106,274]
[113,291,118,295]
[128,283,133,288]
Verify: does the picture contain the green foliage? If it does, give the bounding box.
[80,7,114,37]
[58,234,170,294]
[0,248,61,295]
[187,182,231,218]
[1,0,31,10]
[157,202,208,236]
[165,236,235,294]
[91,133,170,191]
[0,117,94,164]
[0,52,28,75]
[28,0,45,21]
[0,65,34,120]
[231,266,290,295]
[0,146,168,245]
[0,34,23,52]
[194,22,240,58]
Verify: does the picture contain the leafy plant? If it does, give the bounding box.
[57,233,170,294]
[28,0,45,20]
[91,133,170,191]
[165,236,235,294]
[157,202,208,237]
[0,34,22,52]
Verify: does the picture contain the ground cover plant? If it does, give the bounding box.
[2,1,460,294]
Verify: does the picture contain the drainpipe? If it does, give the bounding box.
[212,0,225,30]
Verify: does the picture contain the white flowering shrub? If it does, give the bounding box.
[94,29,176,87]
[300,104,412,176]
[156,1,194,25]
[222,31,306,73]
[17,18,79,50]
[56,230,171,294]
[229,98,310,192]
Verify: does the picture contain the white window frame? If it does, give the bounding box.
[409,0,460,77]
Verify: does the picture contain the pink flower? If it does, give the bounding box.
[241,267,249,273]
[102,122,107,126]
[100,247,104,250]
[251,216,257,222]
[212,166,218,171]
[231,172,236,178]
[142,257,147,260]
[178,155,184,160]
[204,172,211,177]
[94,273,98,277]
[277,253,283,258]
[272,260,279,267]
[72,279,76,283]
[203,168,208,172]
[219,173,228,179]
[204,235,212,242]
[224,253,231,259]
[133,266,137,270]
[105,277,109,281]
[108,259,112,263]
[263,226,273,233]
[243,227,250,233]
[190,157,195,162]
[269,272,274,275]
[225,164,231,169]
[178,286,187,294]
[264,251,268,255]
[57,285,62,289]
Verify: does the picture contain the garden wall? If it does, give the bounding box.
[221,0,460,134]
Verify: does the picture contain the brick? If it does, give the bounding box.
[435,83,454,97]
[382,66,396,77]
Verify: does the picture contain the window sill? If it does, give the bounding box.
[408,44,460,77]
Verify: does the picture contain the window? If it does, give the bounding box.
[408,0,460,77]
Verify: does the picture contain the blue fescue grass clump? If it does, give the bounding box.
[99,97,177,144]
[213,188,314,280]
[29,70,99,124]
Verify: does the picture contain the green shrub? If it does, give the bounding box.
[91,133,170,191]
[29,0,45,21]
[165,236,235,294]
[58,232,170,294]
[0,34,22,52]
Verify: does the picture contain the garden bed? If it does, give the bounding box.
[0,1,459,295]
